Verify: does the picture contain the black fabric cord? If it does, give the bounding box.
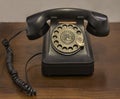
[25,52,42,84]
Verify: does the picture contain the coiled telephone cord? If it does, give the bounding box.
[2,29,41,96]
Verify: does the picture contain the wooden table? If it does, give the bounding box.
[0,23,120,99]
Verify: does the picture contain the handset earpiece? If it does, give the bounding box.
[26,22,49,40]
[86,12,109,37]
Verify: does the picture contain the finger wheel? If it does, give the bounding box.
[51,23,84,55]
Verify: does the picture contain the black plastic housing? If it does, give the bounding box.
[41,20,94,76]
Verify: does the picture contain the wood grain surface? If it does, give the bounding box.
[0,23,120,99]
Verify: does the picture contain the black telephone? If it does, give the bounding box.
[2,8,109,96]
[26,8,109,76]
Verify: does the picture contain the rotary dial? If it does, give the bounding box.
[51,23,84,55]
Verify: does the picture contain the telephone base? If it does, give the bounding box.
[41,31,94,76]
[41,20,94,76]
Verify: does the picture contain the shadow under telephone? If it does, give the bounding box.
[2,8,109,96]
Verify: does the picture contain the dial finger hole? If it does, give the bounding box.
[68,24,73,28]
[62,47,67,50]
[73,27,78,30]
[54,40,59,45]
[62,24,67,28]
[58,26,62,30]
[57,44,62,49]
[53,35,57,39]
[68,47,73,51]
[73,44,78,49]
[54,30,59,34]
[77,31,81,34]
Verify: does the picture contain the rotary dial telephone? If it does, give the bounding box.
[2,8,109,96]
[26,8,109,76]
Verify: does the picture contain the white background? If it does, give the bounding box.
[0,0,120,22]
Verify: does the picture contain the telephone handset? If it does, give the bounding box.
[26,8,109,40]
[26,8,109,76]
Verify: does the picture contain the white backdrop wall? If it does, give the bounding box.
[0,0,120,22]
